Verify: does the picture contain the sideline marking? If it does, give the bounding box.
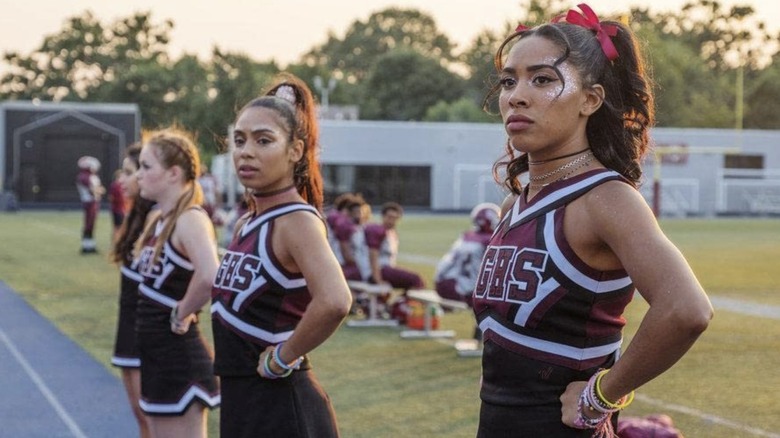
[636,394,780,438]
[709,296,780,320]
[0,328,88,438]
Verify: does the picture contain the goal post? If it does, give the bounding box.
[650,145,741,217]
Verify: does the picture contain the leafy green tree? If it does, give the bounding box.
[201,49,280,157]
[302,8,457,87]
[0,11,213,133]
[0,10,281,158]
[643,0,775,70]
[1,11,172,101]
[458,0,571,108]
[423,97,499,123]
[283,63,361,110]
[630,2,779,128]
[634,21,734,128]
[5,4,778,131]
[361,49,465,121]
[521,0,571,25]
[165,55,210,129]
[744,58,780,129]
[460,28,507,105]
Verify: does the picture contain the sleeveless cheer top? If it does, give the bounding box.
[136,215,199,333]
[473,169,636,406]
[211,202,321,376]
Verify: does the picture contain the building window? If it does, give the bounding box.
[724,154,764,170]
[323,164,431,207]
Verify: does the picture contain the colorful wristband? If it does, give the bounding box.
[272,343,304,371]
[263,349,292,379]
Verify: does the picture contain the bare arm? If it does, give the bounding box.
[171,209,219,320]
[561,182,713,423]
[267,211,352,365]
[368,247,384,283]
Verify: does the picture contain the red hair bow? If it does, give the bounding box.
[515,23,529,32]
[555,3,619,61]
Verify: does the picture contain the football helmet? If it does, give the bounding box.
[470,202,500,233]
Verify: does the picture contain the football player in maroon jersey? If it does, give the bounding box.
[75,155,104,253]
[361,202,425,291]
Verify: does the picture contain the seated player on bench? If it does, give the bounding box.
[433,203,500,346]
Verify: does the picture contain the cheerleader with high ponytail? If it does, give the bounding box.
[211,73,352,437]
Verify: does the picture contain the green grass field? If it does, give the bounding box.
[0,210,778,437]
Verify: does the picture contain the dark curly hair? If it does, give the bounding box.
[484,18,655,195]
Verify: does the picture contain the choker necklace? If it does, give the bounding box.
[252,184,296,198]
[528,147,590,165]
[529,151,593,182]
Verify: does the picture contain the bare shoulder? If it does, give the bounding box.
[178,207,213,229]
[583,180,650,212]
[272,208,328,270]
[277,208,325,238]
[579,179,658,237]
[173,208,216,246]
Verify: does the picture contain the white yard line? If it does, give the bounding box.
[0,328,88,438]
[708,296,780,320]
[635,394,780,438]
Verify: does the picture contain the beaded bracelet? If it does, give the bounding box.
[574,373,614,437]
[272,343,304,371]
[262,350,292,379]
[575,389,608,429]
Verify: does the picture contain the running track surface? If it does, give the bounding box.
[0,280,138,438]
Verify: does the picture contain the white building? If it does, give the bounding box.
[216,120,780,217]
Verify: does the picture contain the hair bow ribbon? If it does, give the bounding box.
[556,3,619,61]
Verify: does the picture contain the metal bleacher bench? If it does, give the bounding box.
[400,289,469,339]
[346,281,398,327]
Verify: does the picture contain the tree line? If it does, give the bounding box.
[1,0,778,160]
